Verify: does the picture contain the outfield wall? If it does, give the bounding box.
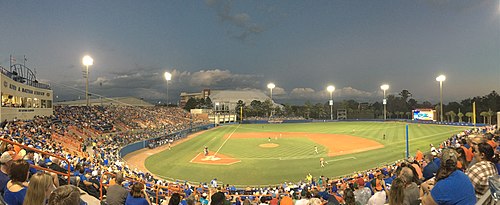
[243,119,486,127]
[119,124,214,158]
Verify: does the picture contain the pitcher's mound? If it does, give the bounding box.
[259,143,279,148]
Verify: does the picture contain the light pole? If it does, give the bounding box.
[267,83,275,117]
[380,84,389,120]
[164,72,172,106]
[82,55,93,107]
[327,85,335,120]
[436,75,446,122]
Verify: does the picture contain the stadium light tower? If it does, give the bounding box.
[267,83,276,117]
[380,84,389,120]
[164,71,172,106]
[436,75,446,122]
[82,55,93,107]
[327,85,335,120]
[267,83,275,102]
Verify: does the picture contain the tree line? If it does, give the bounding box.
[183,90,499,124]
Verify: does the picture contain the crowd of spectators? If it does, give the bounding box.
[0,105,210,204]
[0,104,499,205]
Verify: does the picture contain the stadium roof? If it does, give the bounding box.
[54,97,153,107]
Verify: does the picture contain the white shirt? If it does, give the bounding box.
[367,191,386,205]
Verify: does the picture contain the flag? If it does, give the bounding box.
[24,55,27,62]
[10,55,16,64]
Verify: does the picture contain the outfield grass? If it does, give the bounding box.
[145,122,468,186]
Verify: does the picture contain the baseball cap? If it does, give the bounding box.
[440,148,458,164]
[0,151,22,163]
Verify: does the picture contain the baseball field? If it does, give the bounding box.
[139,121,468,186]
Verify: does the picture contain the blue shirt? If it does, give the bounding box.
[3,186,27,205]
[423,160,439,180]
[0,171,9,195]
[431,170,476,205]
[125,193,149,205]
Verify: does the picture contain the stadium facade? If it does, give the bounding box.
[0,63,53,121]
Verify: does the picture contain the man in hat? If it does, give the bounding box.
[0,151,21,195]
[420,148,476,205]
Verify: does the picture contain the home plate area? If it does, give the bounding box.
[190,151,240,165]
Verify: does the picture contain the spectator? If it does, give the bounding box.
[169,193,182,205]
[126,182,150,205]
[106,172,128,205]
[466,142,499,197]
[422,153,439,181]
[367,190,385,205]
[420,149,476,205]
[388,178,405,205]
[47,185,82,205]
[353,178,370,205]
[307,198,321,205]
[23,172,55,205]
[0,151,21,195]
[343,188,356,205]
[398,167,419,205]
[211,192,226,205]
[4,160,30,205]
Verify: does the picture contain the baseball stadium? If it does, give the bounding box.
[2,1,500,205]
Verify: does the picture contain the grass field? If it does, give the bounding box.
[144,122,468,186]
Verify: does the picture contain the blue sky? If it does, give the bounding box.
[0,0,499,104]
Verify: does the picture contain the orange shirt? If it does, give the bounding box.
[457,161,463,170]
[415,150,423,161]
[488,140,497,149]
[411,163,423,179]
[462,146,473,162]
[280,196,293,205]
[13,145,21,154]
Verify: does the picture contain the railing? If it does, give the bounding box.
[0,138,72,184]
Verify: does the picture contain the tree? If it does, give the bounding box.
[262,99,273,117]
[407,98,418,110]
[457,112,464,122]
[405,112,411,119]
[399,90,412,102]
[184,98,198,111]
[487,109,495,125]
[480,111,488,123]
[399,112,405,119]
[465,112,473,123]
[446,111,456,122]
[204,97,213,109]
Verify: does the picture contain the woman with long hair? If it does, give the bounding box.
[23,172,55,205]
[388,178,405,205]
[343,188,356,205]
[4,160,30,205]
[466,142,499,197]
[125,182,151,205]
[455,147,468,171]
[168,193,181,205]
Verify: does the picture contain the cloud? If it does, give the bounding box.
[290,88,317,98]
[206,0,265,41]
[336,87,374,98]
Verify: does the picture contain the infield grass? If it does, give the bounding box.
[144,122,468,186]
